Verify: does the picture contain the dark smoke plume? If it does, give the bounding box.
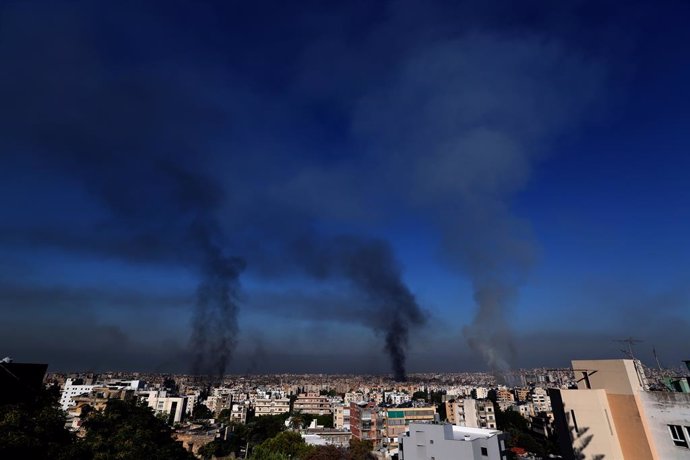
[0,5,246,380]
[190,229,245,382]
[296,235,426,381]
[355,34,603,374]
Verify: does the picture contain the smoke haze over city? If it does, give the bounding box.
[2,0,690,375]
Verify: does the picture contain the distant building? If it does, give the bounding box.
[230,402,248,424]
[474,387,489,399]
[551,359,690,459]
[496,388,514,403]
[514,388,530,402]
[383,405,437,449]
[60,378,97,411]
[254,397,290,416]
[399,423,507,460]
[333,404,351,430]
[205,390,232,415]
[350,401,382,447]
[345,391,366,405]
[140,390,188,424]
[385,391,411,405]
[303,428,352,447]
[446,398,497,429]
[530,387,551,412]
[293,392,331,415]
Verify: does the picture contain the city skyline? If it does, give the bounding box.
[2,0,690,375]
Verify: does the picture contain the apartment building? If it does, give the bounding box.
[399,423,507,460]
[383,405,437,450]
[551,359,690,459]
[333,403,351,430]
[350,401,382,447]
[293,392,331,415]
[60,378,97,411]
[445,398,497,429]
[254,397,290,416]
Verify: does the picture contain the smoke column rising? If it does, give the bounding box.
[355,34,604,373]
[190,226,245,381]
[296,235,426,381]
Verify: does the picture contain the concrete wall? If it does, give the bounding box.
[559,388,625,459]
[572,359,643,395]
[639,391,690,459]
[606,393,653,459]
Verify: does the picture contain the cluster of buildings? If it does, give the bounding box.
[41,357,690,459]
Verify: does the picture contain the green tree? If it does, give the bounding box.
[436,401,447,422]
[303,445,350,460]
[349,438,375,460]
[0,385,87,460]
[198,438,234,459]
[81,399,195,460]
[250,431,311,459]
[315,414,333,428]
[192,402,213,420]
[412,390,428,401]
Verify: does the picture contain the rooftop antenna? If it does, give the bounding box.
[652,347,663,372]
[614,337,643,360]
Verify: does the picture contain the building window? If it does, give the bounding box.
[481,447,488,456]
[669,425,688,448]
[429,440,434,444]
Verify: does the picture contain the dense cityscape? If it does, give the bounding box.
[2,356,689,459]
[3,0,690,459]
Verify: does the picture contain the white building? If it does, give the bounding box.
[60,378,96,411]
[140,390,188,424]
[385,391,412,405]
[345,392,366,405]
[474,387,489,399]
[399,423,506,460]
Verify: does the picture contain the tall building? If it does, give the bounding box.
[399,423,507,460]
[551,359,690,459]
[333,404,351,430]
[350,401,382,447]
[383,405,437,450]
[446,398,497,429]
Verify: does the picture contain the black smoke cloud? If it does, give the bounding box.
[0,1,619,374]
[294,235,426,381]
[353,33,604,373]
[0,3,428,378]
[0,5,244,379]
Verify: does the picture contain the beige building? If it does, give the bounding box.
[293,392,331,415]
[446,398,497,429]
[254,397,290,416]
[551,359,690,459]
[333,403,350,430]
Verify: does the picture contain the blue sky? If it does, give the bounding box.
[1,0,690,375]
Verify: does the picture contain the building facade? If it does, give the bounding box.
[551,359,690,459]
[350,401,382,447]
[254,397,290,416]
[293,392,331,415]
[399,423,507,460]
